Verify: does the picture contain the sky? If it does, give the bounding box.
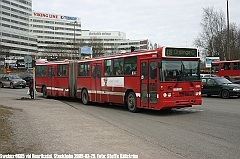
[32,0,240,47]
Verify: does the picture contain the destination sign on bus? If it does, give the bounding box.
[165,48,197,57]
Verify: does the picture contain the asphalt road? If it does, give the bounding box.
[0,88,239,159]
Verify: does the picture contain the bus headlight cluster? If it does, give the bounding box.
[195,91,201,96]
[163,92,172,97]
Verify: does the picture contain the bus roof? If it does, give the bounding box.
[212,60,240,64]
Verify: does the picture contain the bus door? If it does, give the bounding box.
[91,63,101,102]
[48,66,55,96]
[140,59,158,109]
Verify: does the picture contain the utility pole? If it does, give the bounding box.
[73,21,77,60]
[227,0,230,60]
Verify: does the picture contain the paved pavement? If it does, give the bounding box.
[0,92,182,159]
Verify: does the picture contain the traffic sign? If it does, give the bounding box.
[24,56,32,68]
[6,69,11,74]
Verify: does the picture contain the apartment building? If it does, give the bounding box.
[0,0,37,58]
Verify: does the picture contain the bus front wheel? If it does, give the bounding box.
[82,89,89,105]
[127,91,139,113]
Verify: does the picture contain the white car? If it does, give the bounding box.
[200,74,218,78]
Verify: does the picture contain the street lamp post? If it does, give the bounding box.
[73,21,77,60]
[226,0,230,60]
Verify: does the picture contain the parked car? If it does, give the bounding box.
[20,73,33,86]
[232,80,240,84]
[201,76,240,98]
[200,74,218,78]
[0,74,26,88]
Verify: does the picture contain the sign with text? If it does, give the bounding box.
[164,48,198,57]
[205,57,220,68]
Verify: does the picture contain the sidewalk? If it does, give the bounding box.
[0,92,181,159]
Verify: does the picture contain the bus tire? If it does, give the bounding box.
[82,89,89,105]
[127,91,139,113]
[43,86,48,98]
[221,89,230,99]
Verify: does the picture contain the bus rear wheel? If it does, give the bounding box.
[43,86,48,98]
[127,91,139,113]
[82,89,89,105]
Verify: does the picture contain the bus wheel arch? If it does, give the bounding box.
[81,88,89,105]
[125,90,139,113]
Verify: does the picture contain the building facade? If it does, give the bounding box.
[0,0,37,58]
[1,0,149,61]
[81,30,149,55]
[30,11,81,58]
[31,12,149,58]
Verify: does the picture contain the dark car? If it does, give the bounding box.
[20,73,33,86]
[0,74,26,89]
[232,80,240,84]
[201,77,240,98]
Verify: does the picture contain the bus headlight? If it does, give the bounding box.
[195,91,201,96]
[168,93,171,97]
[163,93,167,97]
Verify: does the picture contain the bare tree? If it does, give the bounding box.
[194,7,226,58]
[86,38,104,57]
[229,23,240,60]
[43,43,72,59]
[194,7,240,61]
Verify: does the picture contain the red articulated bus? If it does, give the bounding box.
[35,46,202,112]
[211,60,240,81]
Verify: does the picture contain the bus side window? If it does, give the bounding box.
[96,65,101,78]
[113,58,123,76]
[222,63,230,70]
[85,62,90,76]
[57,65,62,76]
[63,65,67,77]
[212,65,219,72]
[232,62,239,70]
[92,66,97,78]
[124,56,137,75]
[150,62,156,79]
[141,62,147,77]
[78,64,84,77]
[104,59,112,76]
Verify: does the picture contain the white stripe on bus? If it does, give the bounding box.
[37,86,160,98]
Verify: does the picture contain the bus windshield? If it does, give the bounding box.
[160,60,200,82]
